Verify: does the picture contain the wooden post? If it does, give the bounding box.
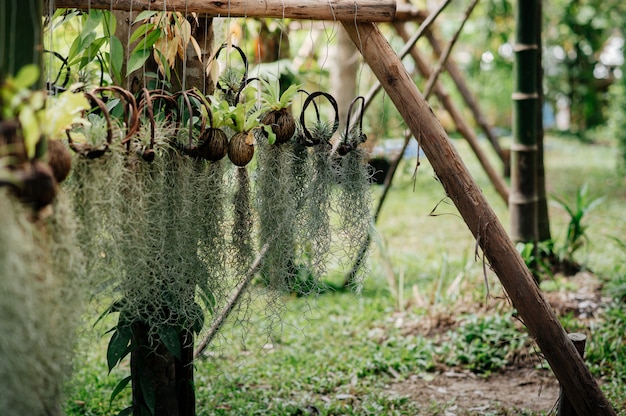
[558,333,587,416]
[425,30,506,165]
[340,21,616,416]
[394,22,509,205]
[52,0,396,22]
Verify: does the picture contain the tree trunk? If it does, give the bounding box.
[0,0,43,83]
[509,1,539,243]
[341,20,616,416]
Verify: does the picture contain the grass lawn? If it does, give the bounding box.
[65,135,626,415]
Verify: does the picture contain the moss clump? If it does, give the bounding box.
[336,147,373,289]
[0,190,84,416]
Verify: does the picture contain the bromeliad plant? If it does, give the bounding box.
[259,76,300,145]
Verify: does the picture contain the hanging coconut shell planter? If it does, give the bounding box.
[258,78,300,145]
[335,96,373,288]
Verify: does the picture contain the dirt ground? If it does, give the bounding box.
[387,271,605,415]
[390,368,560,415]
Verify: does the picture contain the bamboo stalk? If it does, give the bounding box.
[341,21,616,416]
[510,1,539,242]
[52,0,396,22]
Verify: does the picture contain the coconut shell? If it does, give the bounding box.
[262,108,296,144]
[228,132,255,166]
[198,128,229,161]
[46,140,72,183]
[12,161,57,210]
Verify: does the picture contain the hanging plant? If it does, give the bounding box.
[0,188,85,416]
[0,65,89,210]
[259,77,300,145]
[213,43,250,106]
[295,91,340,283]
[335,96,372,289]
[224,99,262,167]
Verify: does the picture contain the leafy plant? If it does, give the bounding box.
[258,77,300,145]
[1,65,89,158]
[440,314,530,374]
[552,183,605,263]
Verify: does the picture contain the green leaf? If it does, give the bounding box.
[13,64,40,89]
[110,375,132,405]
[262,123,276,145]
[129,23,156,44]
[109,36,124,84]
[133,10,159,23]
[131,29,161,56]
[127,49,151,75]
[67,36,83,63]
[19,105,41,159]
[107,325,132,373]
[81,11,103,41]
[158,326,181,359]
[78,37,107,69]
[102,10,117,38]
[42,89,90,140]
[69,32,97,66]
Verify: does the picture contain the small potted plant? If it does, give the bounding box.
[258,77,300,145]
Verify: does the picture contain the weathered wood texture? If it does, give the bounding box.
[52,0,396,22]
[341,21,616,416]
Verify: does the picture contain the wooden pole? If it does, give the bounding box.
[52,0,396,22]
[425,30,506,164]
[394,22,509,205]
[341,21,616,416]
[558,333,587,416]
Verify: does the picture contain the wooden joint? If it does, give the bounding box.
[510,143,538,152]
[514,43,539,52]
[512,92,539,100]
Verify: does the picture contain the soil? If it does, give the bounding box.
[386,271,605,415]
[390,368,560,415]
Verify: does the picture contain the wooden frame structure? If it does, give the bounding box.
[48,0,616,414]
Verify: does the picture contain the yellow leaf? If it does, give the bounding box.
[19,106,41,159]
[190,36,203,63]
[42,90,90,140]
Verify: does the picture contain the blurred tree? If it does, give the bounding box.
[543,0,626,135]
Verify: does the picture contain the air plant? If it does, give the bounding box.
[214,43,250,106]
[259,77,300,145]
[295,91,340,283]
[0,188,84,416]
[224,99,262,167]
[335,96,373,289]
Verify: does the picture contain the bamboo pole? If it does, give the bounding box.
[53,0,396,22]
[510,0,539,242]
[341,21,616,416]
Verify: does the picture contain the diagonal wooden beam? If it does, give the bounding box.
[341,20,616,416]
